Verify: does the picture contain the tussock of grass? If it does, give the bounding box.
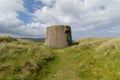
[0,36,55,80]
[76,38,120,80]
[0,36,17,42]
[96,38,120,51]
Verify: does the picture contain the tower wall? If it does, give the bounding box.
[45,25,72,48]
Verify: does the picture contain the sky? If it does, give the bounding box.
[0,0,120,39]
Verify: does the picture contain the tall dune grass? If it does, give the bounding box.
[0,36,55,80]
[0,36,120,80]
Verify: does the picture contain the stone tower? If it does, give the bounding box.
[45,25,72,48]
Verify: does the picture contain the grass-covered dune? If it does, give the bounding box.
[0,36,55,80]
[0,36,120,80]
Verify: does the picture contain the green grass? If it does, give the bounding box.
[0,36,120,80]
[42,38,120,80]
[0,36,55,80]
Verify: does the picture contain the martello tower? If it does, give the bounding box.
[45,25,72,48]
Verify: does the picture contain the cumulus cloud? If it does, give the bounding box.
[0,0,120,38]
[0,0,25,12]
[17,22,45,38]
[0,0,24,34]
[0,0,44,38]
[33,0,120,33]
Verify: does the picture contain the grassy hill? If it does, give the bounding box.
[0,36,120,80]
[0,36,55,80]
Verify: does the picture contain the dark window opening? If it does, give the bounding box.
[65,30,70,34]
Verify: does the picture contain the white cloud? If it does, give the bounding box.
[33,0,120,33]
[17,22,45,38]
[0,0,24,34]
[0,0,44,38]
[0,0,25,12]
[0,0,120,38]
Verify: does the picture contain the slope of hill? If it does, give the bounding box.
[0,36,120,80]
[0,36,55,80]
[20,38,45,42]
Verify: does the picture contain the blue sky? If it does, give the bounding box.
[0,0,120,39]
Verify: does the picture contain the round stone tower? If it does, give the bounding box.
[45,25,72,48]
